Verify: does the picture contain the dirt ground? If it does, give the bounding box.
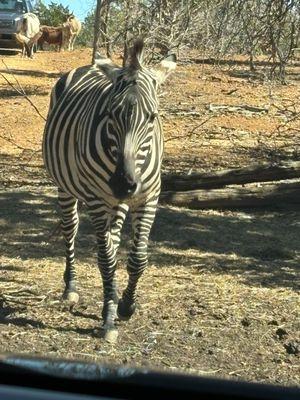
[0,48,299,386]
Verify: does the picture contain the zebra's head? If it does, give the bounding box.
[95,39,176,201]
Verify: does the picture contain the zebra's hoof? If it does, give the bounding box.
[117,299,136,321]
[103,329,118,344]
[63,291,79,306]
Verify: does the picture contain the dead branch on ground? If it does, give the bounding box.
[160,181,300,210]
[0,60,46,122]
[162,161,300,191]
[164,116,213,143]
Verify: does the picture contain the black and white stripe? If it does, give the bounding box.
[43,39,176,341]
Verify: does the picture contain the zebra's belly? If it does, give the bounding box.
[45,158,110,205]
[44,155,89,201]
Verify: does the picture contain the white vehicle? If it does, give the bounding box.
[0,0,35,49]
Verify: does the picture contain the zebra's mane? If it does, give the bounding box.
[126,38,144,79]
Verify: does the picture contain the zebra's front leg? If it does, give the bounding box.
[89,210,119,342]
[117,200,158,321]
[58,189,79,306]
[110,204,129,253]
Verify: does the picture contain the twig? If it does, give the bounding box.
[162,108,201,117]
[2,179,51,187]
[5,288,38,296]
[224,88,238,95]
[208,103,268,114]
[152,274,193,280]
[0,161,44,168]
[2,60,26,94]
[0,61,46,121]
[165,116,213,143]
[10,332,28,339]
[0,133,39,152]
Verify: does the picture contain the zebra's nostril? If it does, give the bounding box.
[124,175,137,189]
[127,182,137,193]
[109,174,139,199]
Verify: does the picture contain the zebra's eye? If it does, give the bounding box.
[110,146,118,159]
[106,110,114,119]
[149,112,157,123]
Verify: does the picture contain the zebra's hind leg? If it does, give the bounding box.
[117,200,158,321]
[58,189,79,306]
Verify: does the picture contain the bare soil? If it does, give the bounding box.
[0,48,299,386]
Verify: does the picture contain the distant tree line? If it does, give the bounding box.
[33,0,300,82]
[34,1,70,26]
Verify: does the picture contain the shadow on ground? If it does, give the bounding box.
[0,87,49,97]
[0,68,62,79]
[0,188,299,291]
[0,49,19,56]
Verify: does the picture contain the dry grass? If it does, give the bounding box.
[0,187,299,385]
[0,49,299,386]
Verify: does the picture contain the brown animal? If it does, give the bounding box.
[38,26,64,51]
[62,14,82,51]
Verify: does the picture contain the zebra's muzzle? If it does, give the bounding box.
[109,152,142,200]
[109,170,141,200]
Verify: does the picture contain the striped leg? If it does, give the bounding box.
[58,189,79,305]
[110,204,129,254]
[117,199,158,320]
[88,206,119,342]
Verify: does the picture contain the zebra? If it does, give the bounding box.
[42,39,176,342]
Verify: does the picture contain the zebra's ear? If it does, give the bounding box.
[127,38,144,70]
[94,53,120,83]
[124,38,144,80]
[154,53,177,85]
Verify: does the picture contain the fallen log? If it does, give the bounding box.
[161,161,300,192]
[207,103,268,114]
[160,181,300,209]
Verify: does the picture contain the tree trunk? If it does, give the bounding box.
[92,0,103,64]
[122,0,131,67]
[249,48,255,72]
[160,182,300,210]
[104,1,111,58]
[161,161,300,192]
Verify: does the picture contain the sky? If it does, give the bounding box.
[43,0,95,20]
